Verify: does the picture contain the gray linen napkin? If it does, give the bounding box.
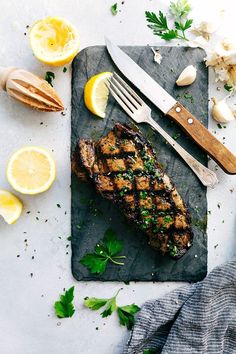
[123,260,236,354]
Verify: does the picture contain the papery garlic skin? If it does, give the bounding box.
[205,39,236,87]
[176,65,197,86]
[151,47,162,64]
[195,21,219,35]
[191,10,224,40]
[224,51,236,65]
[188,36,208,49]
[229,66,236,84]
[211,97,235,123]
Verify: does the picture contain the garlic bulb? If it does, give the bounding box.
[176,65,197,86]
[211,97,235,123]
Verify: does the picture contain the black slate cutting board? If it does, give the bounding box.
[71,46,208,282]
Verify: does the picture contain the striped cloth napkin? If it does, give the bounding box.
[123,260,236,354]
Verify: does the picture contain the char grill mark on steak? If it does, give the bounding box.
[72,123,193,259]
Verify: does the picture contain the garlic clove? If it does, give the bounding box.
[211,97,235,123]
[176,65,197,86]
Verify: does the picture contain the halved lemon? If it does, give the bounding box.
[7,147,56,195]
[0,190,23,224]
[84,72,112,118]
[30,16,80,66]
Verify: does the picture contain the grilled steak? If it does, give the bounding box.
[72,123,193,259]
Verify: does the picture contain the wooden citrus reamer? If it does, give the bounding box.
[0,67,64,112]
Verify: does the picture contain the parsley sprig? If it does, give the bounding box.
[145,0,192,41]
[84,289,140,330]
[54,286,75,318]
[80,228,126,274]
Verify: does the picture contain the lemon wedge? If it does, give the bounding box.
[30,16,80,66]
[0,190,23,224]
[84,72,112,118]
[7,147,56,195]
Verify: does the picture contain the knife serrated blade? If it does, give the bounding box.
[105,37,236,175]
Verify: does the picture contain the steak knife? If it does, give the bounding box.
[105,37,236,175]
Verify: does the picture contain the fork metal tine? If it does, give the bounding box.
[111,75,140,109]
[113,72,145,106]
[108,78,136,114]
[106,82,134,118]
[106,74,218,188]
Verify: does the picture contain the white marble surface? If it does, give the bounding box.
[0,1,236,353]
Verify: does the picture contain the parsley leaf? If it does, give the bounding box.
[143,350,157,354]
[117,304,140,330]
[103,228,123,255]
[54,286,75,318]
[145,0,192,42]
[161,29,179,41]
[170,0,191,19]
[84,297,108,310]
[45,71,55,87]
[145,11,169,33]
[111,3,118,16]
[100,295,118,317]
[84,289,140,328]
[84,289,120,318]
[80,253,108,274]
[175,19,193,31]
[80,228,126,274]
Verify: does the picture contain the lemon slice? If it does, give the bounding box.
[7,147,56,195]
[84,72,112,118]
[30,16,80,66]
[0,190,23,224]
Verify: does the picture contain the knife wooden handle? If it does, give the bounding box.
[167,103,236,175]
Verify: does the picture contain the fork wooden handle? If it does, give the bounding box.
[167,103,236,175]
[148,117,218,188]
